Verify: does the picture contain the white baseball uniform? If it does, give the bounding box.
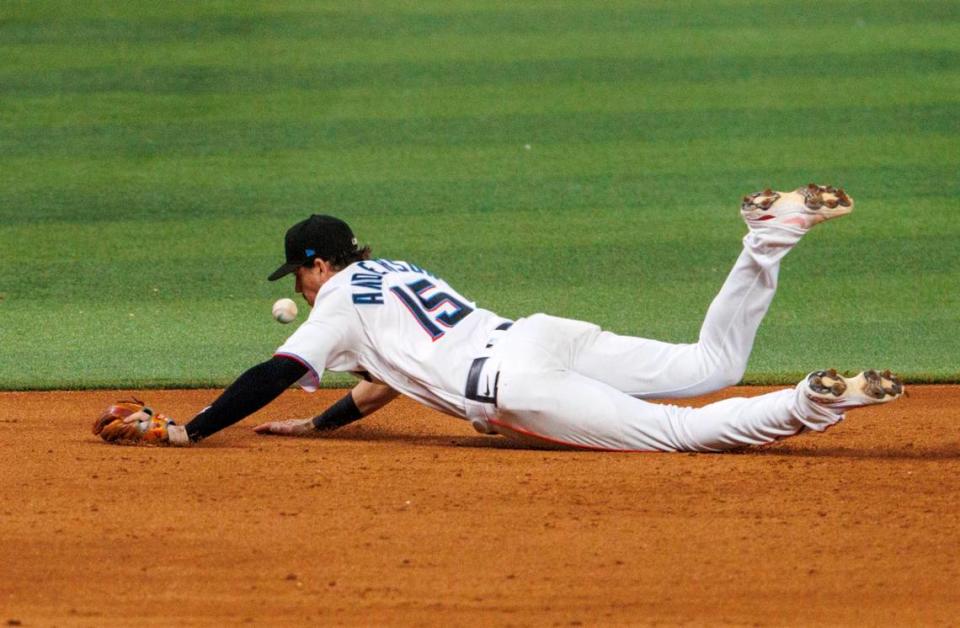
[276,228,843,452]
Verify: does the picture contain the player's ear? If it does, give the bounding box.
[317,258,337,275]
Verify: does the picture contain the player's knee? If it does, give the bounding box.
[694,338,750,389]
[713,360,747,388]
[699,354,747,390]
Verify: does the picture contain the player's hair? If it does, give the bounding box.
[327,244,372,271]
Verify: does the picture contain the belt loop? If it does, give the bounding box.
[485,320,513,348]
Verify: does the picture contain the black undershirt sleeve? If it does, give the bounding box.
[185,355,308,441]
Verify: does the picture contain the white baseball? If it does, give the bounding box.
[272,298,298,324]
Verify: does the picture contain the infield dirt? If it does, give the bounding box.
[2,386,958,626]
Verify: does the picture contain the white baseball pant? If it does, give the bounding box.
[470,228,843,452]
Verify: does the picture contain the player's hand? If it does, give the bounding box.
[253,418,315,437]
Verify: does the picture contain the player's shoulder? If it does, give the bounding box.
[380,259,441,280]
[318,269,352,293]
[344,259,439,283]
[311,271,355,310]
[357,258,432,273]
[334,258,452,309]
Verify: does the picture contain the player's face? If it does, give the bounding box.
[294,265,322,306]
[294,259,335,306]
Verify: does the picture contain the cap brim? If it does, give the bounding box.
[267,262,301,281]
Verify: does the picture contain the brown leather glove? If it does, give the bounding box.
[92,398,188,445]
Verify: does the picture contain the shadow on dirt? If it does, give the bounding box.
[315,426,960,457]
[742,444,960,460]
[314,426,572,451]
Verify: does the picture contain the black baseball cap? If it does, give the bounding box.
[267,214,359,281]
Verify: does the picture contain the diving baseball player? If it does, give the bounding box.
[93,184,904,451]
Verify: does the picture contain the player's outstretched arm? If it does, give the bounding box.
[92,356,308,446]
[253,380,399,437]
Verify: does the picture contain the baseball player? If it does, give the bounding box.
[94,184,903,451]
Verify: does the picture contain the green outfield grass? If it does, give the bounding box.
[1,0,958,389]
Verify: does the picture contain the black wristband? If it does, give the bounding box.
[311,393,363,431]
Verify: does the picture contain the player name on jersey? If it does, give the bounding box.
[349,259,436,305]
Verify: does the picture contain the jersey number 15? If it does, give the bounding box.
[390,279,474,341]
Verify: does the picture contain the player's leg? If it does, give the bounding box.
[572,184,854,399]
[493,364,901,452]
[572,230,790,398]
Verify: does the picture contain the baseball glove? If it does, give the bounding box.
[92,398,189,445]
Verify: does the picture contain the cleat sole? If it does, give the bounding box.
[741,183,854,229]
[804,368,904,409]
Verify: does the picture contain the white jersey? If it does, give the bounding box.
[275,259,510,418]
